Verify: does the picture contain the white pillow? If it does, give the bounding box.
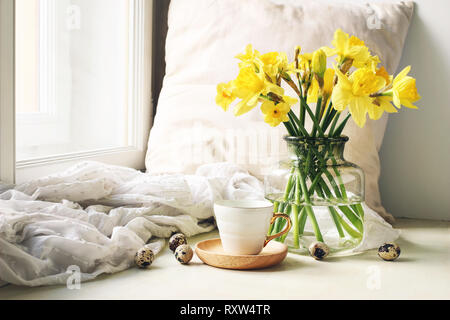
[146,0,414,223]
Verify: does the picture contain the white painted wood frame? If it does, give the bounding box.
[14,0,153,183]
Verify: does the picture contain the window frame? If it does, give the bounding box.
[7,0,153,183]
[0,0,16,184]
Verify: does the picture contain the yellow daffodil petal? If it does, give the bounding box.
[350,68,386,96]
[321,46,337,57]
[261,100,291,127]
[216,82,236,111]
[375,96,398,113]
[323,68,335,95]
[307,78,320,104]
[333,29,348,52]
[282,95,298,107]
[401,100,419,109]
[234,95,258,116]
[331,84,350,111]
[376,66,391,87]
[367,103,385,121]
[334,66,352,91]
[391,66,420,109]
[236,44,260,62]
[348,97,369,128]
[394,66,412,83]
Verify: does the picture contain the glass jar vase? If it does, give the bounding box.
[264,136,365,256]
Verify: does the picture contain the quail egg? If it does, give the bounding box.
[134,246,155,269]
[378,243,401,261]
[174,244,193,264]
[169,233,187,252]
[309,242,330,260]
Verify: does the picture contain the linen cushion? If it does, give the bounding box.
[146,0,414,223]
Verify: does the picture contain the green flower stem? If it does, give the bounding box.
[308,146,342,193]
[289,204,300,247]
[288,111,309,137]
[328,111,341,136]
[270,168,294,236]
[305,141,350,202]
[315,169,363,237]
[283,121,297,137]
[268,201,280,235]
[320,103,335,132]
[311,96,323,137]
[277,204,291,241]
[321,143,363,222]
[324,146,365,222]
[352,203,365,220]
[338,206,364,233]
[274,171,297,235]
[297,167,324,242]
[297,207,308,236]
[314,184,345,239]
[287,113,300,136]
[290,173,303,248]
[332,113,352,137]
[336,214,362,239]
[317,179,363,234]
[328,207,346,238]
[299,97,325,137]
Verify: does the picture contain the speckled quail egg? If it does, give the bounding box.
[378,243,401,261]
[169,233,187,252]
[174,244,193,264]
[309,242,330,260]
[134,246,155,269]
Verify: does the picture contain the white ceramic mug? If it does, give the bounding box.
[213,200,291,255]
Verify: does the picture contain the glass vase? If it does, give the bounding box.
[264,136,365,256]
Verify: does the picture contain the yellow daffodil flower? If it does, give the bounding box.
[298,52,313,73]
[297,52,314,89]
[388,66,421,109]
[261,96,297,127]
[216,82,236,111]
[232,66,284,116]
[360,66,398,119]
[331,67,387,127]
[322,29,372,68]
[236,44,261,69]
[260,52,280,77]
[260,51,297,82]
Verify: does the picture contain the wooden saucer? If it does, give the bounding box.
[195,238,288,270]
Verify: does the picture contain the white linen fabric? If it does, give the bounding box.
[146,0,414,223]
[0,161,399,287]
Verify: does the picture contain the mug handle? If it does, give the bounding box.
[264,213,292,247]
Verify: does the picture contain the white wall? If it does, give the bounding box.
[375,0,450,221]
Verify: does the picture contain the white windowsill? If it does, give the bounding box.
[0,218,448,300]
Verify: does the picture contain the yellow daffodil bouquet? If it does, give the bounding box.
[216,29,420,254]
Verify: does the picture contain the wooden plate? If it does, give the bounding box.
[195,238,288,270]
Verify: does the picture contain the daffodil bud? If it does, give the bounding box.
[295,46,301,66]
[312,49,327,78]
